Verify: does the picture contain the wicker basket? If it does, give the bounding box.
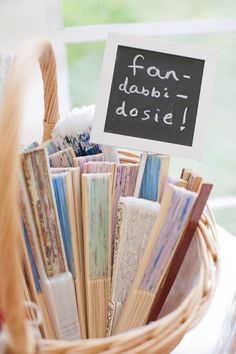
[0,41,219,354]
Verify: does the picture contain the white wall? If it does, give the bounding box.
[0,0,70,145]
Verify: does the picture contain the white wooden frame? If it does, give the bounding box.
[91,32,217,160]
[58,18,236,43]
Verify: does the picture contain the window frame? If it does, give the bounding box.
[47,0,236,213]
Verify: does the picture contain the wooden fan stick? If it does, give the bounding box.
[148,182,213,323]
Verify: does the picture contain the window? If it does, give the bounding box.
[54,1,236,234]
[62,0,236,26]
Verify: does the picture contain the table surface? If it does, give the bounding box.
[172,226,236,354]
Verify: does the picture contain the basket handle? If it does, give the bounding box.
[40,42,59,141]
[0,41,59,354]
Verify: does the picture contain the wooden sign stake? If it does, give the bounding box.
[100,145,119,163]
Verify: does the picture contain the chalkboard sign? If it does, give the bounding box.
[91,33,217,160]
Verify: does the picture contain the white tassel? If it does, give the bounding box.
[52,105,95,140]
[52,105,120,162]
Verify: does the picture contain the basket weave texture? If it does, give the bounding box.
[0,41,219,354]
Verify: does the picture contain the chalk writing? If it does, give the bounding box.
[104,45,205,147]
[116,53,192,131]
